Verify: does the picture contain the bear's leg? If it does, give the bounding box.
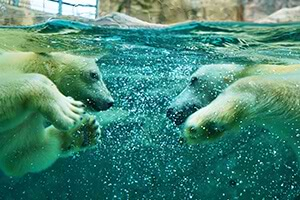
[0,73,85,132]
[1,134,62,177]
[24,73,85,130]
[1,115,100,177]
[183,90,256,144]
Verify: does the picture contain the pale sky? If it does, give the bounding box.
[30,0,97,18]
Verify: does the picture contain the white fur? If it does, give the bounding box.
[0,52,110,176]
[184,64,300,160]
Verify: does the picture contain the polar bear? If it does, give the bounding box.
[183,63,300,158]
[0,52,114,177]
[167,64,242,125]
[167,63,300,125]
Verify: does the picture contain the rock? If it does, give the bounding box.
[94,12,166,28]
[243,0,300,22]
[2,0,300,26]
[0,4,36,25]
[99,0,244,24]
[183,0,243,21]
[256,6,300,23]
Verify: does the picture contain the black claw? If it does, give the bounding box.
[93,125,99,131]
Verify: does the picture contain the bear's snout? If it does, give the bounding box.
[86,97,114,111]
[102,99,114,110]
[166,105,198,125]
[166,107,185,125]
[106,101,114,109]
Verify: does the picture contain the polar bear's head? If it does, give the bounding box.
[47,52,114,111]
[167,64,242,125]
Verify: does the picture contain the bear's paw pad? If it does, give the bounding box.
[65,115,101,152]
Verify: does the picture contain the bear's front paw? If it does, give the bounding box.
[62,115,101,154]
[49,96,85,131]
[29,76,85,130]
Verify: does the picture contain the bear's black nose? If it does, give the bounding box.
[166,105,199,126]
[166,107,185,125]
[86,98,114,111]
[101,100,114,110]
[166,107,175,119]
[106,101,114,109]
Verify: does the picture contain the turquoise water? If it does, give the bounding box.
[1,20,300,199]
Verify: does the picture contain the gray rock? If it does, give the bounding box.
[93,12,166,28]
[243,0,300,21]
[256,6,300,23]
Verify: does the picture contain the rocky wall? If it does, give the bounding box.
[99,0,244,24]
[1,0,300,26]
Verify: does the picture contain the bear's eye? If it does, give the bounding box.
[90,71,100,81]
[190,77,198,86]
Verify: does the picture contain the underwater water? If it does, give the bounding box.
[1,19,300,200]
